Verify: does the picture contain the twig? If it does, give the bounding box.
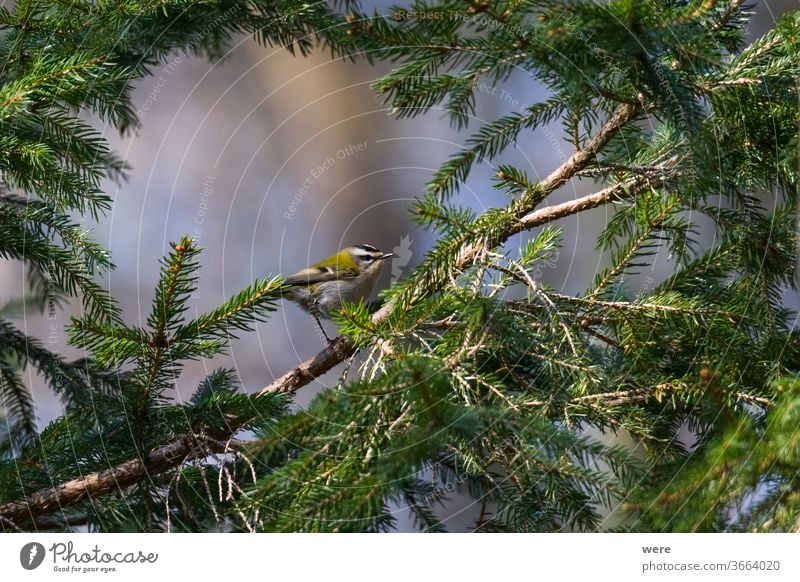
[473,495,490,532]
[699,78,761,90]
[548,289,745,321]
[583,325,621,349]
[734,392,772,408]
[519,166,673,233]
[504,259,580,356]
[571,387,665,407]
[710,0,746,32]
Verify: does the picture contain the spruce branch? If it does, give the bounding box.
[0,433,218,528]
[710,0,747,32]
[175,275,285,343]
[2,0,796,533]
[0,383,285,529]
[257,103,650,397]
[260,336,356,395]
[541,103,643,191]
[0,364,37,448]
[426,98,566,199]
[1,236,288,527]
[0,285,770,529]
[546,291,747,322]
[517,170,660,232]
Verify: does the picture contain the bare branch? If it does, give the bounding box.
[519,174,651,232]
[539,102,642,193]
[0,437,194,527]
[260,337,355,394]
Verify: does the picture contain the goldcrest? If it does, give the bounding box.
[284,244,395,320]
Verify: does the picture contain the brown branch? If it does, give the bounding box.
[699,78,760,89]
[0,341,357,528]
[260,336,356,394]
[583,325,621,348]
[571,387,669,407]
[734,392,772,408]
[518,173,651,232]
[0,432,242,530]
[547,288,747,323]
[540,102,641,193]
[569,385,770,409]
[0,436,195,528]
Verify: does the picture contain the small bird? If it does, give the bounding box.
[283,244,395,339]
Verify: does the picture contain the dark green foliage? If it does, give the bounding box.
[0,0,798,533]
[1,238,288,531]
[630,377,800,532]
[319,0,799,532]
[68,237,286,452]
[424,99,565,199]
[0,0,351,529]
[240,354,640,532]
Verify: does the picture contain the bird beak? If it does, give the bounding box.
[381,252,396,260]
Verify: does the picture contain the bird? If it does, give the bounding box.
[283,244,395,341]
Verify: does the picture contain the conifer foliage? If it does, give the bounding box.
[1,1,799,532]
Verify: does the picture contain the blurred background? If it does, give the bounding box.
[0,1,795,530]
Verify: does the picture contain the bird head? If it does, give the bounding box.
[342,244,395,275]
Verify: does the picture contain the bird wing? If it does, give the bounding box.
[284,265,359,286]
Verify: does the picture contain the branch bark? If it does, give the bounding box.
[258,104,646,395]
[0,437,194,528]
[0,433,240,529]
[261,336,355,394]
[539,102,642,193]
